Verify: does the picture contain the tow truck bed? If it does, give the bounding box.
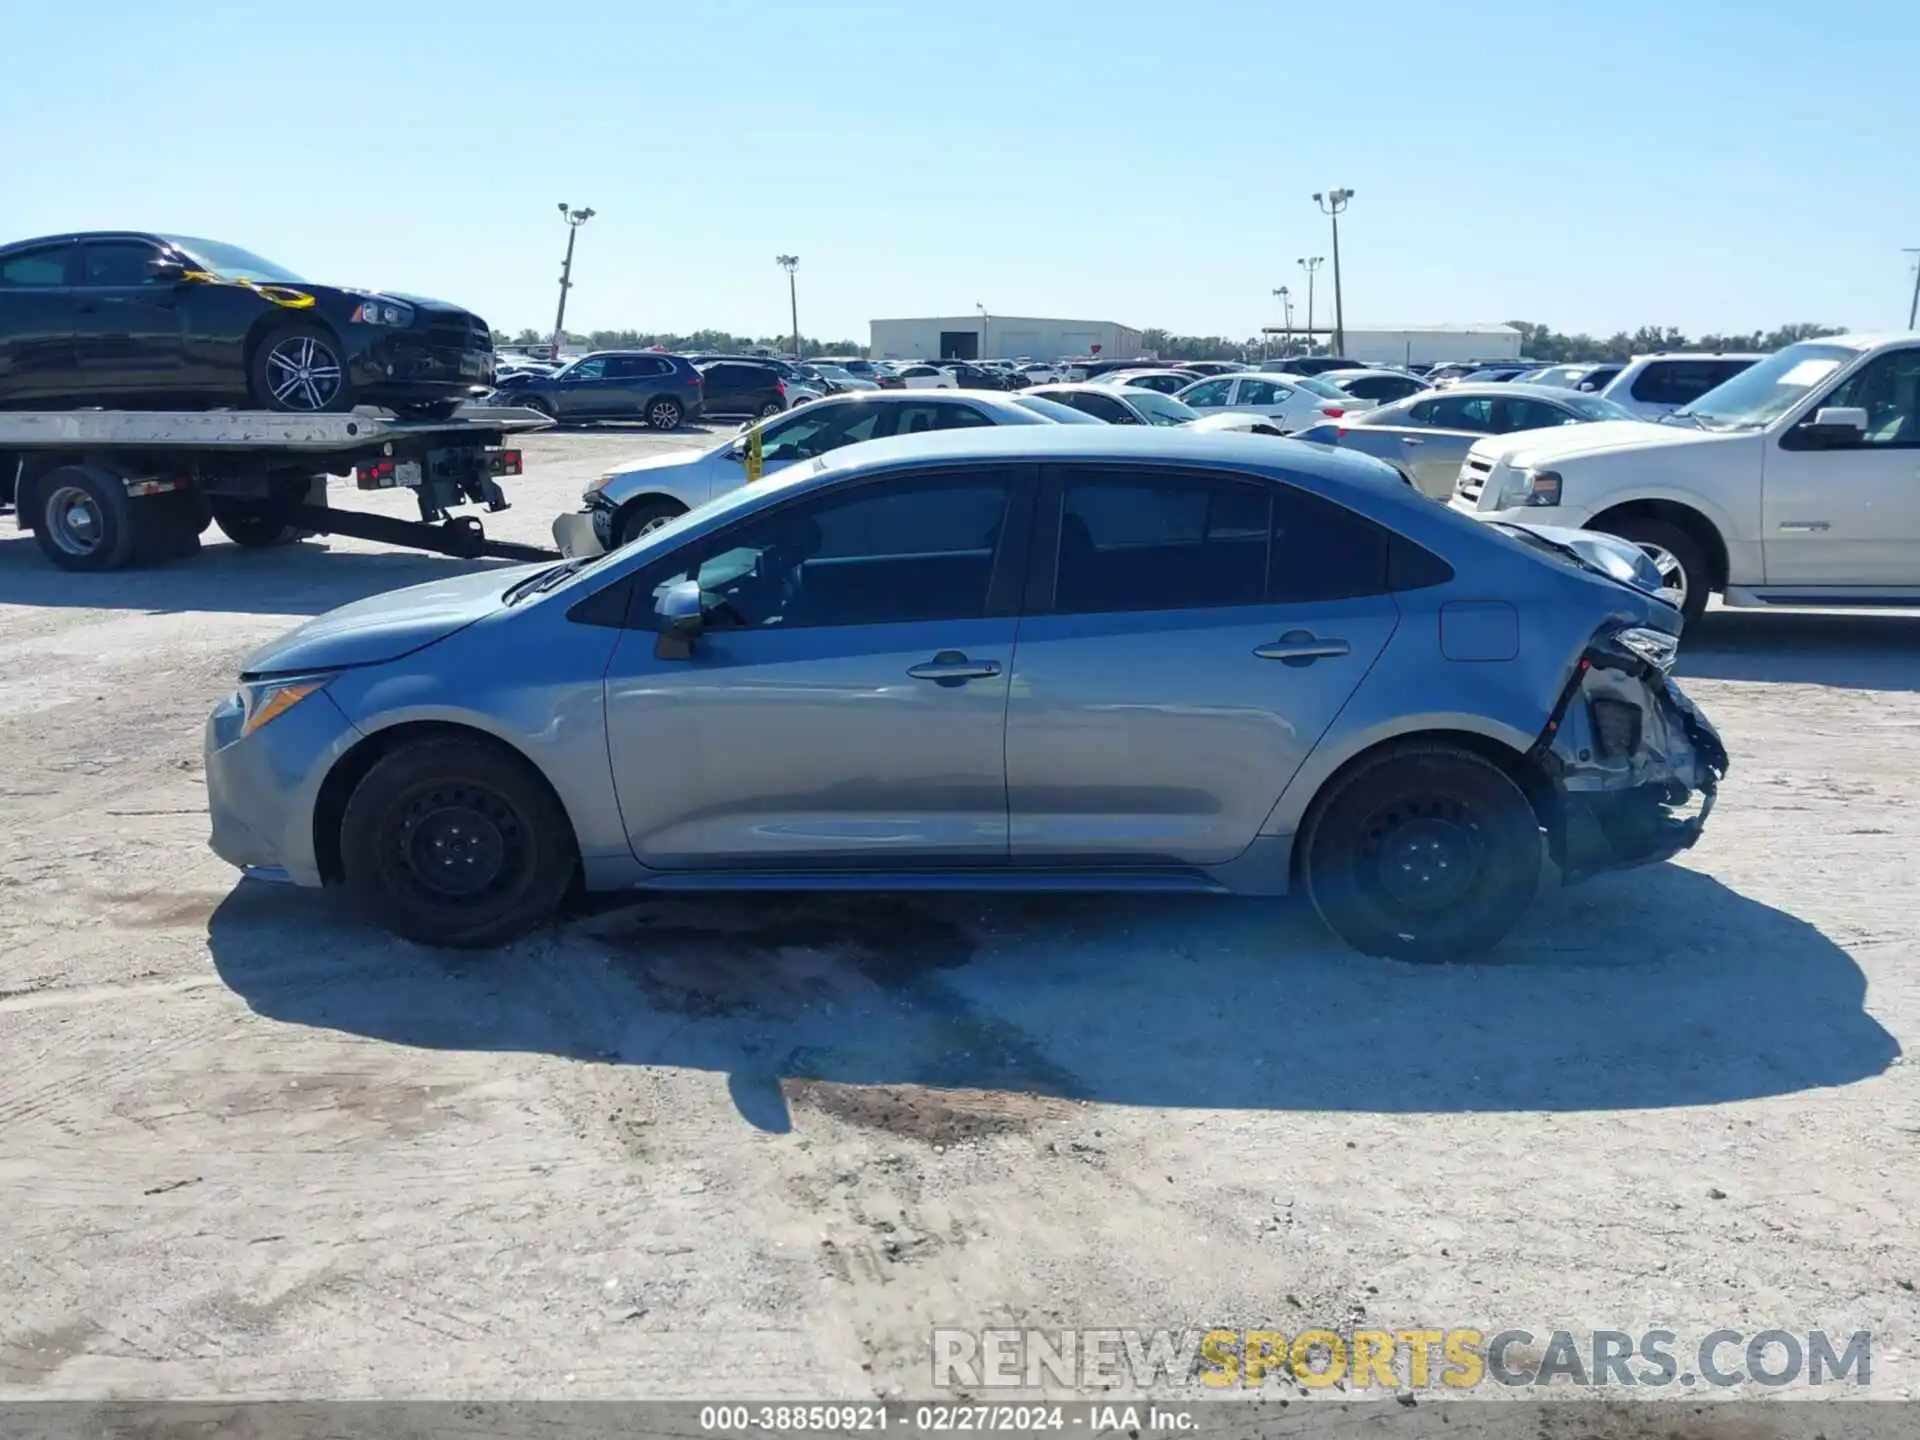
[1,405,562,571]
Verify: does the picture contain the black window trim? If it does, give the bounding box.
[0,239,80,288]
[75,237,166,288]
[610,461,1041,633]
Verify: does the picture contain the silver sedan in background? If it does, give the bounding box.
[1292,383,1642,497]
[206,427,1723,964]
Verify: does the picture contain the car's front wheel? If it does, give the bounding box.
[250,324,354,413]
[616,496,688,547]
[1592,516,1710,630]
[339,736,577,948]
[1301,742,1543,962]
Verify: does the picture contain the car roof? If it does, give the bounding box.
[1620,351,1769,364]
[0,230,170,254]
[1322,368,1422,379]
[1392,382,1588,403]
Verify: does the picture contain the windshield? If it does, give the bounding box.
[162,236,307,284]
[1015,395,1106,424]
[1125,391,1201,426]
[1563,393,1639,422]
[1674,342,1859,429]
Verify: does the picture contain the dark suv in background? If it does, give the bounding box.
[0,230,494,417]
[694,359,796,419]
[491,351,704,428]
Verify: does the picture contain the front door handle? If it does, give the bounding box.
[1777,521,1830,533]
[1254,632,1351,665]
[907,651,1002,682]
[1400,436,1424,445]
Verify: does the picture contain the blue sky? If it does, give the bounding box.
[3,0,1915,342]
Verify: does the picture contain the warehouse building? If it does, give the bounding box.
[1262,323,1523,367]
[870,315,1144,364]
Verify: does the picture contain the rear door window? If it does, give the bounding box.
[0,243,74,287]
[1181,379,1232,407]
[1425,395,1496,430]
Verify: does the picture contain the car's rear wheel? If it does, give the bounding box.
[249,323,354,413]
[1591,516,1710,630]
[757,400,784,418]
[645,396,684,430]
[616,496,688,548]
[340,736,577,948]
[1301,742,1543,963]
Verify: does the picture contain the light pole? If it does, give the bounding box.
[976,302,990,359]
[1296,256,1323,354]
[1905,248,1920,330]
[1272,287,1292,357]
[776,255,800,359]
[1312,188,1353,355]
[551,203,594,355]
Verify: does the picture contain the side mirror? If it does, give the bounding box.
[1803,406,1868,447]
[148,257,189,283]
[652,579,706,660]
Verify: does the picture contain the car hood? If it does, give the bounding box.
[607,446,716,479]
[1475,418,1725,468]
[239,564,538,678]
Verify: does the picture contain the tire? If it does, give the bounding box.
[31,464,137,572]
[616,496,688,548]
[339,736,577,949]
[522,395,556,420]
[211,497,300,547]
[757,400,784,419]
[249,322,355,413]
[644,396,684,431]
[1301,742,1544,963]
[1590,516,1710,630]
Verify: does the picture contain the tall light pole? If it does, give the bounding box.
[1312,188,1353,355]
[976,301,990,359]
[776,255,800,359]
[1272,287,1292,357]
[551,203,594,355]
[1296,256,1324,353]
[1905,248,1920,330]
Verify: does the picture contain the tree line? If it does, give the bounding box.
[495,319,1847,364]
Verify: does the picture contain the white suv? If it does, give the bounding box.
[1599,353,1765,420]
[1450,333,1920,628]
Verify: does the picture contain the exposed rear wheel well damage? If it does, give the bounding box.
[1587,499,1729,594]
[1292,729,1562,883]
[311,720,580,885]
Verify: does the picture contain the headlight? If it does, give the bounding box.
[350,299,416,327]
[1593,626,1678,675]
[238,675,333,737]
[584,474,615,499]
[1516,468,1562,506]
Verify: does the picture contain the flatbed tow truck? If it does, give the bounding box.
[0,406,562,572]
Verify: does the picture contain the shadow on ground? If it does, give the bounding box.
[1681,610,1920,692]
[0,533,521,616]
[206,861,1898,1134]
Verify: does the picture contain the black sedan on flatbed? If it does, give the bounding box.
[0,231,493,418]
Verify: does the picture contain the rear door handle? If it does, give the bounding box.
[907,651,1002,682]
[1777,521,1830,533]
[1254,632,1351,665]
[1400,436,1423,445]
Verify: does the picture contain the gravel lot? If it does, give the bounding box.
[2,424,1916,1402]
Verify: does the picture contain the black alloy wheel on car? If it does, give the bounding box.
[250,323,354,413]
[340,737,577,948]
[645,397,684,431]
[1301,742,1544,963]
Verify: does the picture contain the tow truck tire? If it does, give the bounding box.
[211,480,326,548]
[1591,516,1710,630]
[32,464,136,572]
[340,736,577,949]
[1300,742,1543,964]
[616,496,687,548]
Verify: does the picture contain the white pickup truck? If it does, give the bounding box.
[1448,332,1920,626]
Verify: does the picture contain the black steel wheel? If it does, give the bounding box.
[1301,742,1543,962]
[249,323,354,413]
[340,736,577,948]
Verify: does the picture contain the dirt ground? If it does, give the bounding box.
[1,425,1916,1402]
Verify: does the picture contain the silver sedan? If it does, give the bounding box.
[1291,383,1642,497]
[205,427,1725,963]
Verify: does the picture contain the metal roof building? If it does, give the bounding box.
[871,315,1144,364]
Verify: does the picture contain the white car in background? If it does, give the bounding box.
[553,389,1091,555]
[1598,353,1766,420]
[893,363,958,390]
[1174,370,1353,433]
